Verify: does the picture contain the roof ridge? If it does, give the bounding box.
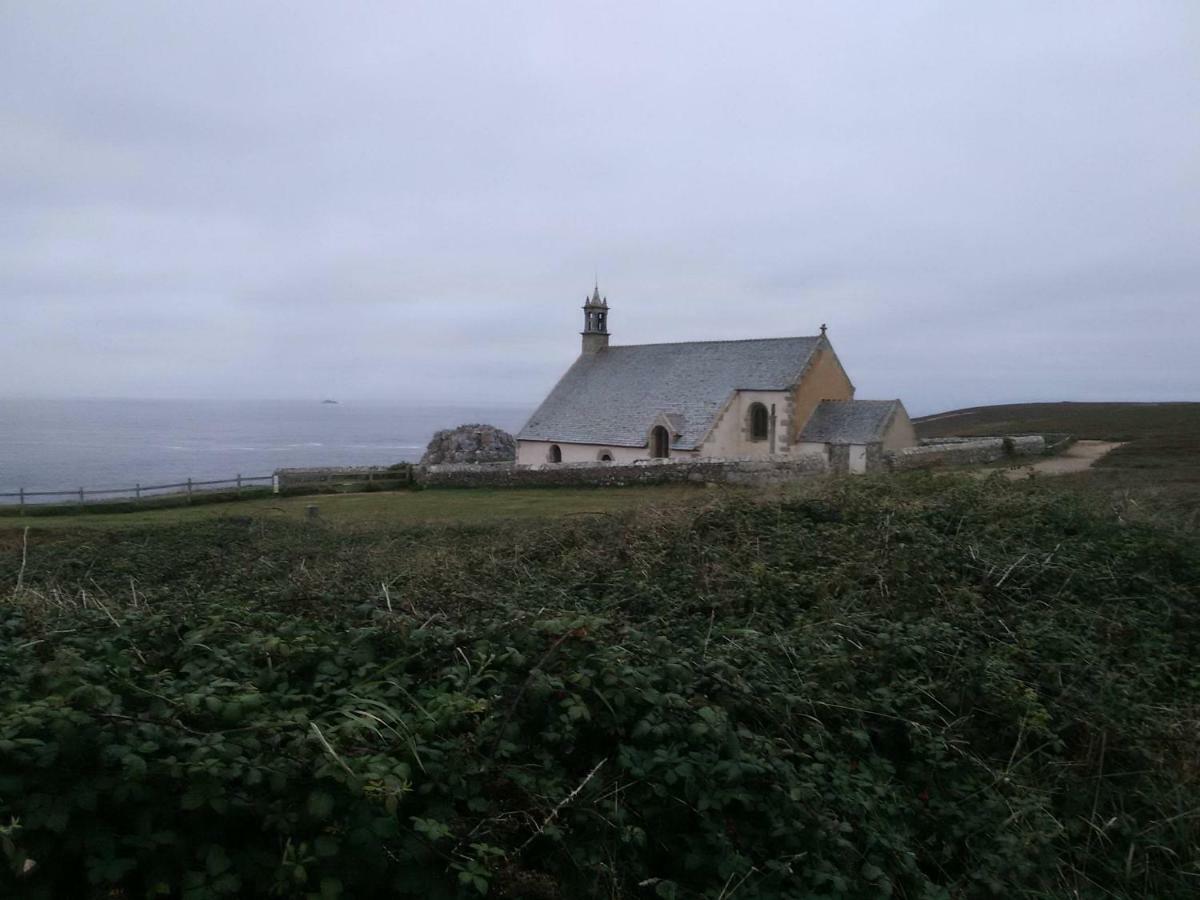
[819,398,899,404]
[607,335,821,350]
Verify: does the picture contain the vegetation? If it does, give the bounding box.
[914,401,1200,449]
[0,487,278,521]
[916,402,1200,529]
[2,475,1197,898]
[0,485,711,532]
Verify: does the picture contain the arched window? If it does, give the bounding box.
[548,444,562,463]
[749,403,769,441]
[598,451,613,462]
[650,426,670,459]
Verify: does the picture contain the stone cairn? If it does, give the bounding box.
[419,424,516,466]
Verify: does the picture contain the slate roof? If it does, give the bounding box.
[518,336,824,450]
[798,399,903,444]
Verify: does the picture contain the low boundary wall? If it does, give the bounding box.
[276,466,414,491]
[887,435,1047,471]
[1042,433,1075,455]
[275,433,1057,493]
[888,438,1006,470]
[1004,435,1046,456]
[419,456,828,489]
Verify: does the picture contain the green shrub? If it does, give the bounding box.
[0,476,1197,897]
[0,488,275,518]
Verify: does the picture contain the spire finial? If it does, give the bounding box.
[820,323,827,337]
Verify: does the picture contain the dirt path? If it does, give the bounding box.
[1002,440,1125,479]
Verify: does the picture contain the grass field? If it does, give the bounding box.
[915,401,1200,529]
[0,484,721,532]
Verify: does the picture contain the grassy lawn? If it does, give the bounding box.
[0,483,727,531]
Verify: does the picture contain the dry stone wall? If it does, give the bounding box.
[275,457,828,493]
[1004,435,1046,456]
[276,432,1053,493]
[887,438,1006,471]
[276,466,412,491]
[418,456,828,489]
[886,434,1046,471]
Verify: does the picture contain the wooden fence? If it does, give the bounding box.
[0,474,276,511]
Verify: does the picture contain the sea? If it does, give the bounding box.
[0,397,532,502]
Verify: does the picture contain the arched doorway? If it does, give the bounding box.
[548,444,562,463]
[650,426,670,459]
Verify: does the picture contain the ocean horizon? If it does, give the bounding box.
[0,396,533,499]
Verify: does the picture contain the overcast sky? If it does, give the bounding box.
[2,2,1197,414]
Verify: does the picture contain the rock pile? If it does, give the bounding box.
[419,424,516,466]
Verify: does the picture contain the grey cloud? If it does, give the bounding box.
[1,1,1196,412]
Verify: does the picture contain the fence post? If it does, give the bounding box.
[187,478,193,503]
[18,487,24,515]
[236,474,242,496]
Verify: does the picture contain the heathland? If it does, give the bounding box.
[0,402,1197,898]
[915,401,1200,529]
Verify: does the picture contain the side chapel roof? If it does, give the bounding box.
[798,399,905,444]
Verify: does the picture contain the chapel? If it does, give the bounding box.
[516,285,916,472]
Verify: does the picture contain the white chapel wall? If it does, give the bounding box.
[698,390,793,458]
[516,440,699,466]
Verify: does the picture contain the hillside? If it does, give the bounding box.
[2,477,1197,898]
[915,401,1200,528]
[914,401,1199,469]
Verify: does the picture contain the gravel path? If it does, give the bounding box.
[1002,440,1125,479]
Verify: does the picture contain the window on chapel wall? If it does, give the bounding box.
[548,444,562,463]
[650,426,670,459]
[749,403,769,441]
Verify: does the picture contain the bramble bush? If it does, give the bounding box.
[0,475,1197,898]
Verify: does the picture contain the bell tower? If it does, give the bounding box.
[581,281,610,354]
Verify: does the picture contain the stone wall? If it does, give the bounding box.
[887,438,1007,471]
[866,442,886,471]
[275,457,827,493]
[276,466,413,491]
[418,455,828,489]
[1043,433,1075,455]
[918,437,978,446]
[276,432,1053,493]
[1004,435,1046,457]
